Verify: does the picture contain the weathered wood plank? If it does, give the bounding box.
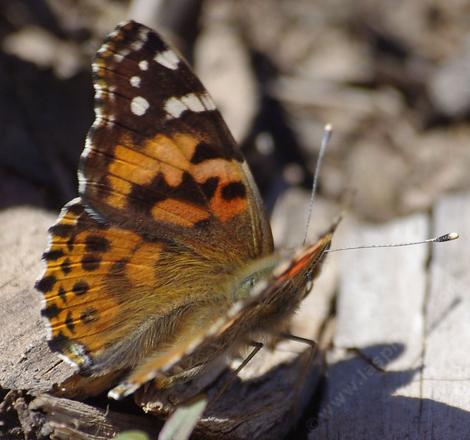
[0,207,75,392]
[335,213,429,363]
[310,214,430,438]
[309,203,470,439]
[421,193,470,438]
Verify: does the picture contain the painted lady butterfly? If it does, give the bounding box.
[36,21,334,400]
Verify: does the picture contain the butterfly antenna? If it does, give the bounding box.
[325,232,459,253]
[302,123,333,246]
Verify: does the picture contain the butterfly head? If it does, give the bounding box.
[228,223,336,323]
[276,227,334,289]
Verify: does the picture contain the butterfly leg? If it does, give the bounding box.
[233,341,264,375]
[279,334,322,419]
[280,333,320,363]
[209,341,263,406]
[280,332,317,349]
[350,348,386,372]
[280,333,320,375]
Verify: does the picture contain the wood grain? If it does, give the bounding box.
[309,198,470,439]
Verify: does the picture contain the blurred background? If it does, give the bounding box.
[1,0,470,222]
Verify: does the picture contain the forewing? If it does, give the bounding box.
[81,21,273,261]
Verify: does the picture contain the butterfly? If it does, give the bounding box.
[35,20,335,401]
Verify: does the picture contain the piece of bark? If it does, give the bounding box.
[2,391,161,440]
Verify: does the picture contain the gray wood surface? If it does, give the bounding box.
[421,194,470,439]
[0,207,74,392]
[309,195,470,440]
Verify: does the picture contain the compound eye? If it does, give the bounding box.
[243,275,257,289]
[233,274,259,301]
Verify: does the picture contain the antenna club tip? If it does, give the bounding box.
[324,123,333,132]
[437,232,459,242]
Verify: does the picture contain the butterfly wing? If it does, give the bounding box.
[109,228,334,399]
[82,21,272,260]
[36,21,273,374]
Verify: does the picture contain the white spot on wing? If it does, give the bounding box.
[181,94,205,112]
[78,169,87,194]
[131,40,144,51]
[84,206,107,224]
[114,48,130,63]
[164,96,187,118]
[94,83,105,99]
[131,28,149,51]
[105,114,115,128]
[94,115,105,128]
[131,96,150,116]
[164,93,217,119]
[108,30,120,39]
[139,60,148,71]
[108,86,116,101]
[97,44,111,55]
[82,137,93,158]
[92,118,104,131]
[130,76,141,88]
[63,197,82,211]
[200,93,216,110]
[154,49,179,70]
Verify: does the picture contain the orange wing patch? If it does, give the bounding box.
[85,130,249,228]
[151,199,209,227]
